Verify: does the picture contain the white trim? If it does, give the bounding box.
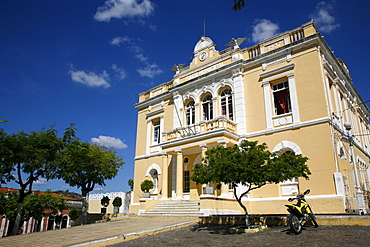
[272,140,302,154]
[242,117,330,139]
[242,194,343,202]
[145,164,162,176]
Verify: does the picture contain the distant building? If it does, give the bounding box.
[0,188,79,237]
[88,191,131,214]
[130,21,370,216]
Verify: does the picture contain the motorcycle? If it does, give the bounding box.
[285,189,318,234]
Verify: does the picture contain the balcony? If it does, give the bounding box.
[163,116,237,142]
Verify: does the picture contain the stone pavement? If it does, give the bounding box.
[0,217,197,247]
[110,224,370,247]
[1,215,370,247]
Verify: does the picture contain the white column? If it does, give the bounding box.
[176,150,183,199]
[173,92,182,129]
[161,154,169,200]
[262,80,273,130]
[288,74,300,125]
[146,120,151,155]
[233,71,247,135]
[200,145,208,196]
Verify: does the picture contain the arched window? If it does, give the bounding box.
[220,88,233,120]
[202,94,213,121]
[185,100,195,125]
[150,169,158,194]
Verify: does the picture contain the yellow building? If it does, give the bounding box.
[130,21,370,216]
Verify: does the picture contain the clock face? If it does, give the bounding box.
[199,51,208,61]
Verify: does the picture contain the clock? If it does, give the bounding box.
[199,51,208,61]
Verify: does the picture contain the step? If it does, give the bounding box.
[140,200,203,217]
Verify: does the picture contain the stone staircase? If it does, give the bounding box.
[139,200,203,217]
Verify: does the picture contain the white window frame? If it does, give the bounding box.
[220,88,234,120]
[152,120,161,145]
[185,100,195,125]
[202,94,213,121]
[272,81,291,116]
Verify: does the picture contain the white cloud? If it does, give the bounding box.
[251,19,279,43]
[34,178,47,185]
[110,36,132,46]
[137,63,162,78]
[93,187,108,192]
[112,64,127,79]
[91,135,128,149]
[310,1,340,33]
[94,0,154,22]
[110,36,162,78]
[135,54,148,63]
[69,68,111,88]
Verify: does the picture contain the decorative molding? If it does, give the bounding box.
[259,63,295,79]
[146,108,164,118]
[145,164,162,176]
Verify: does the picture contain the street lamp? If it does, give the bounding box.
[344,122,366,215]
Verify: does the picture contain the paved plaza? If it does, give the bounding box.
[110,224,370,247]
[0,216,370,247]
[0,217,196,247]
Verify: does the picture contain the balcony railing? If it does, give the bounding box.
[163,117,237,142]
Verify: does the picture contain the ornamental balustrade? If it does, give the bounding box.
[163,116,237,142]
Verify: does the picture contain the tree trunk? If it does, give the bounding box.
[81,196,87,225]
[233,186,249,228]
[12,202,23,235]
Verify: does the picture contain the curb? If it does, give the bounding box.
[70,220,197,247]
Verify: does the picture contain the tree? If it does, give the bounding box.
[232,0,246,11]
[69,208,82,222]
[54,124,124,225]
[101,196,110,207]
[0,130,16,185]
[140,180,154,192]
[112,196,122,208]
[0,190,68,235]
[0,127,64,235]
[128,179,134,191]
[22,191,68,224]
[191,140,310,227]
[112,196,122,214]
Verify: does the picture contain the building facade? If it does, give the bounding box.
[88,191,131,214]
[130,21,370,216]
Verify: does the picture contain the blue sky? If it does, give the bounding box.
[1,0,369,194]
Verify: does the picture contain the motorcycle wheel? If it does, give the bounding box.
[289,214,302,234]
[309,213,319,228]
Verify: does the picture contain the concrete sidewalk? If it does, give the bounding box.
[0,217,197,247]
[1,215,370,247]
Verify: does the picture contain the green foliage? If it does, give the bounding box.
[0,190,68,225]
[52,124,124,225]
[140,180,154,192]
[128,179,134,190]
[0,130,14,184]
[68,208,82,221]
[112,197,122,208]
[0,127,64,234]
[101,196,110,207]
[232,0,246,11]
[23,190,68,221]
[191,140,310,219]
[0,191,18,222]
[53,124,125,197]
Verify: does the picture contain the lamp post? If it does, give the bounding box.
[344,122,366,215]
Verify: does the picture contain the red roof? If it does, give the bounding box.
[0,187,76,200]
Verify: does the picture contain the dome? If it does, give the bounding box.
[194,36,214,54]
